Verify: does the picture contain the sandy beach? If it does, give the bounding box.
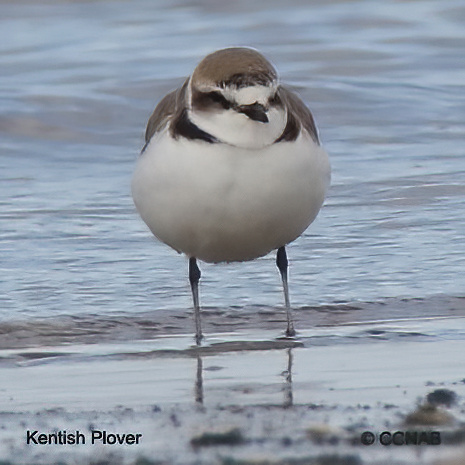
[2,296,465,465]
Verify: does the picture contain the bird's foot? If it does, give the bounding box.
[285,327,296,338]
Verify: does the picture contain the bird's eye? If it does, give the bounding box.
[269,93,281,105]
[207,91,231,109]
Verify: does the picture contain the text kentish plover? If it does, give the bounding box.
[132,47,331,345]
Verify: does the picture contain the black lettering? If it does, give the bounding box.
[26,429,86,445]
[430,431,441,445]
[405,431,418,445]
[26,430,38,445]
[380,432,392,445]
[418,432,430,445]
[91,430,142,445]
[67,432,75,445]
[92,430,103,444]
[66,431,84,445]
[393,431,404,445]
[76,431,86,444]
[125,433,142,444]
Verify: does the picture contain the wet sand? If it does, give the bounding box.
[1,297,465,464]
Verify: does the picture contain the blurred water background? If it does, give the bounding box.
[1,0,464,343]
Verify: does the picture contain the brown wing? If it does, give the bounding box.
[275,85,319,144]
[142,79,189,151]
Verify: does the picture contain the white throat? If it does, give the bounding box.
[189,106,286,149]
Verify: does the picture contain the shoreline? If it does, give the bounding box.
[1,295,464,464]
[2,332,465,464]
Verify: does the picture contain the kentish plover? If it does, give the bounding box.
[132,47,331,345]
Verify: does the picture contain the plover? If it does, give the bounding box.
[132,47,330,345]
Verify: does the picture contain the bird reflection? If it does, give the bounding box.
[283,348,293,408]
[194,347,294,407]
[195,354,203,405]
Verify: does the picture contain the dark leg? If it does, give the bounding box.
[276,246,296,337]
[189,257,203,345]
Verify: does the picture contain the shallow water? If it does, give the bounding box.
[1,0,465,345]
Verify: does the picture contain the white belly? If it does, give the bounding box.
[131,131,330,263]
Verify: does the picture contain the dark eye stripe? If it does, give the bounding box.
[207,91,231,109]
[191,89,232,112]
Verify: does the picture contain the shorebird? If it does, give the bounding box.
[132,47,330,345]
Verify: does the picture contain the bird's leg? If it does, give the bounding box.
[189,257,203,345]
[276,246,296,337]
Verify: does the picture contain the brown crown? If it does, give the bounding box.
[191,47,278,89]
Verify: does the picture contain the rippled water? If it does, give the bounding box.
[1,0,465,343]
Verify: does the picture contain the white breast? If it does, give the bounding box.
[132,131,330,263]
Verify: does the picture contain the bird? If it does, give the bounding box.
[131,47,330,345]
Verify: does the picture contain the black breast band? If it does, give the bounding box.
[171,109,218,144]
